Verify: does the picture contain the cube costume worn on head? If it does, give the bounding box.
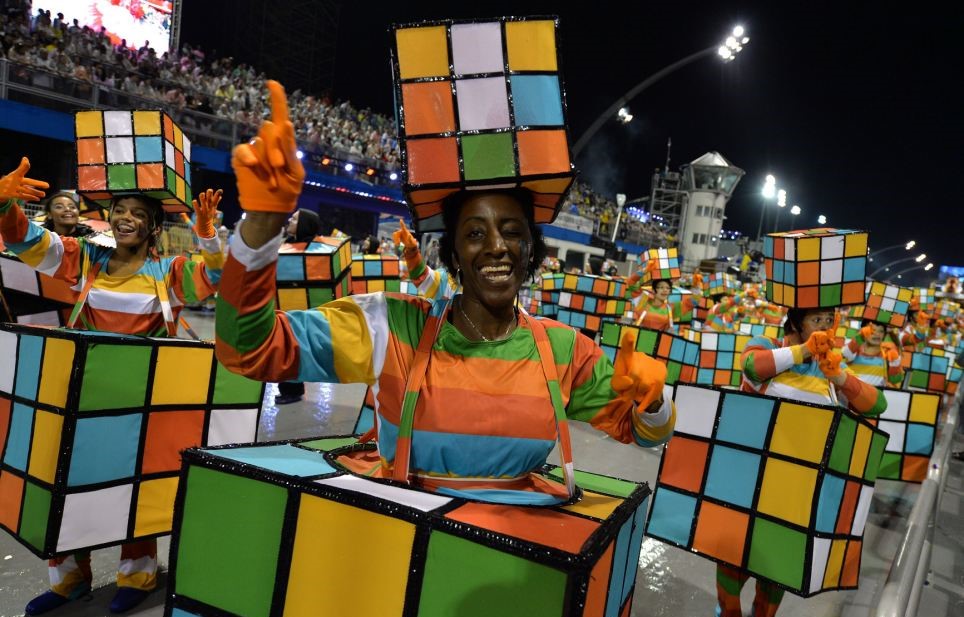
[841,281,911,389]
[627,248,692,331]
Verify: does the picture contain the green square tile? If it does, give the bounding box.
[418,531,565,617]
[212,362,263,406]
[637,328,659,354]
[547,468,636,498]
[665,362,681,385]
[600,323,620,347]
[864,432,888,481]
[20,481,51,551]
[385,279,401,292]
[909,371,928,389]
[820,284,842,308]
[299,437,360,451]
[79,344,151,411]
[747,518,806,590]
[144,191,169,200]
[828,415,856,473]
[307,287,337,307]
[877,452,902,479]
[107,164,136,190]
[176,466,287,617]
[461,133,515,181]
[166,168,177,190]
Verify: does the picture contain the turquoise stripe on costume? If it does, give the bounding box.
[434,487,563,505]
[213,445,335,477]
[287,308,338,383]
[376,416,555,478]
[3,216,47,256]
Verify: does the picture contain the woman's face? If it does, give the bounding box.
[453,193,532,309]
[110,197,157,250]
[654,281,671,301]
[286,210,299,237]
[799,310,836,341]
[48,196,78,229]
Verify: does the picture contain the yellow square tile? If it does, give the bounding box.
[176,176,186,202]
[562,490,622,520]
[278,288,308,311]
[909,393,939,424]
[350,262,364,277]
[173,125,183,152]
[396,25,450,79]
[849,424,872,477]
[133,111,161,135]
[770,402,833,463]
[134,477,178,536]
[38,338,74,408]
[897,288,912,302]
[75,111,104,138]
[151,345,213,405]
[28,410,62,484]
[368,279,385,292]
[844,233,868,258]
[784,286,795,307]
[797,237,821,261]
[284,494,414,617]
[757,458,817,527]
[823,539,847,587]
[506,20,558,71]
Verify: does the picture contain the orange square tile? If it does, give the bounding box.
[660,436,708,493]
[383,260,400,277]
[700,351,716,368]
[797,287,819,308]
[517,130,571,175]
[401,81,455,136]
[0,471,23,532]
[163,115,174,142]
[78,166,107,191]
[77,138,105,164]
[841,540,861,587]
[842,282,865,305]
[773,237,785,259]
[136,164,164,190]
[305,255,332,281]
[142,410,205,474]
[407,137,460,184]
[901,455,929,482]
[714,370,731,385]
[836,481,860,534]
[798,262,820,286]
[692,501,749,566]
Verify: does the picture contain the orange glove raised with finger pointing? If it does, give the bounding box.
[191,188,223,239]
[880,342,900,363]
[818,349,844,378]
[916,311,931,328]
[611,331,667,413]
[0,157,49,203]
[231,80,305,213]
[859,324,875,341]
[806,329,835,357]
[392,219,418,253]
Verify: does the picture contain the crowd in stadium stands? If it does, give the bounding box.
[0,2,669,246]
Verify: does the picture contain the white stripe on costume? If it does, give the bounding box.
[35,231,65,276]
[351,293,389,380]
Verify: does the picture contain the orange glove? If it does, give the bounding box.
[0,157,49,202]
[818,349,844,378]
[880,342,899,363]
[691,271,704,290]
[806,329,835,357]
[859,324,874,340]
[644,260,658,277]
[179,212,192,225]
[392,219,418,252]
[231,80,305,213]
[191,188,222,239]
[611,331,667,413]
[935,319,946,330]
[916,311,931,328]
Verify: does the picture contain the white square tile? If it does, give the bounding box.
[165,141,176,169]
[451,22,504,75]
[106,137,134,164]
[315,474,452,512]
[0,258,38,295]
[809,537,831,594]
[672,384,720,438]
[851,485,875,535]
[878,420,906,453]
[0,331,16,393]
[820,259,842,284]
[57,484,132,552]
[783,240,795,261]
[104,111,132,135]
[880,389,910,421]
[821,235,844,260]
[455,77,510,130]
[207,408,259,446]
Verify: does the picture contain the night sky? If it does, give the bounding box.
[183,2,964,283]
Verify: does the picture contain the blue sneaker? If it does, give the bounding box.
[109,587,151,614]
[25,584,91,615]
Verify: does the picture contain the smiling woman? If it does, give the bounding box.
[42,191,94,238]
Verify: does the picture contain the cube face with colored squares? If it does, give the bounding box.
[555,274,627,335]
[646,384,888,596]
[912,288,935,312]
[705,272,740,297]
[737,322,785,340]
[933,300,961,321]
[904,350,950,394]
[870,390,941,482]
[859,281,913,328]
[349,254,405,295]
[166,437,650,617]
[0,323,264,558]
[275,236,353,311]
[0,253,74,324]
[641,248,681,283]
[75,110,192,212]
[763,228,868,309]
[393,18,575,232]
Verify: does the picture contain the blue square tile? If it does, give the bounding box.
[911,354,929,371]
[510,75,564,126]
[14,335,43,400]
[716,393,774,449]
[276,255,306,281]
[3,402,33,471]
[683,342,699,365]
[213,444,336,477]
[718,335,735,352]
[815,473,845,533]
[716,352,733,369]
[68,414,142,486]
[704,445,760,508]
[646,487,696,546]
[697,368,714,384]
[134,136,163,162]
[363,261,381,277]
[844,257,866,282]
[784,263,795,285]
[576,276,592,292]
[763,236,773,256]
[773,260,784,284]
[585,297,598,313]
[669,339,685,363]
[905,424,934,455]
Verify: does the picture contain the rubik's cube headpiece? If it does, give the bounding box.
[640,248,681,284]
[763,228,868,309]
[851,281,913,328]
[75,110,193,213]
[392,17,575,232]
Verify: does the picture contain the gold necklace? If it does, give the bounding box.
[458,301,516,342]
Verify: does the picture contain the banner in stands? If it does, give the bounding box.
[551,212,595,235]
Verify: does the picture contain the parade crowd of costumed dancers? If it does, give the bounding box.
[0,13,962,617]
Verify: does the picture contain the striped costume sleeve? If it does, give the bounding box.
[557,326,675,447]
[886,354,905,386]
[837,370,887,416]
[404,246,459,301]
[841,336,861,362]
[215,227,380,386]
[741,336,806,390]
[0,199,88,291]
